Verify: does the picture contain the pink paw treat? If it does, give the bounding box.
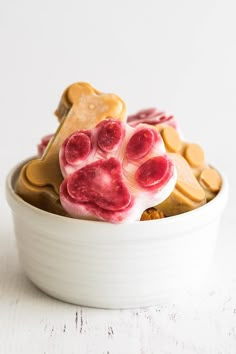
[128,108,178,131]
[59,119,177,223]
[37,134,54,156]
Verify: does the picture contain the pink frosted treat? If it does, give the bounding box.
[37,134,54,156]
[128,107,178,130]
[59,119,177,223]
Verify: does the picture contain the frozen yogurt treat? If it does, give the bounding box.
[59,119,177,223]
[16,83,126,215]
[15,83,222,222]
[37,134,54,156]
[128,107,178,131]
[127,108,222,217]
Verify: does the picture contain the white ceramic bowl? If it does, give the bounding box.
[6,159,228,309]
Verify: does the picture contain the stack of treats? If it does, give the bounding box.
[141,122,221,220]
[16,83,126,216]
[16,82,222,222]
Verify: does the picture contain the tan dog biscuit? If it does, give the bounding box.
[160,126,221,201]
[54,82,98,121]
[161,126,205,167]
[161,126,182,152]
[16,82,126,215]
[155,153,206,216]
[199,167,222,201]
[199,167,222,192]
[16,175,68,216]
[184,143,205,168]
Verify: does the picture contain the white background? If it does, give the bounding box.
[0,0,235,200]
[0,1,236,353]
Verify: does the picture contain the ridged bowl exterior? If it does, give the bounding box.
[6,160,228,309]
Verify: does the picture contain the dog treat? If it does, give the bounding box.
[55,82,99,121]
[198,167,222,200]
[16,83,127,215]
[141,208,165,221]
[154,153,206,216]
[160,126,204,167]
[142,125,222,218]
[128,107,178,131]
[59,119,177,223]
[37,134,54,156]
[160,126,222,201]
[15,82,222,222]
[129,114,221,218]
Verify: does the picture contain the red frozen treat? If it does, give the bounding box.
[37,134,54,156]
[59,119,176,223]
[128,107,178,130]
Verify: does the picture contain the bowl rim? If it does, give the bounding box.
[5,156,229,229]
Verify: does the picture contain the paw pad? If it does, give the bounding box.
[59,119,176,223]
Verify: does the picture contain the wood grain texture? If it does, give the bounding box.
[1,212,236,354]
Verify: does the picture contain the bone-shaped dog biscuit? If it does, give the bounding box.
[55,82,109,122]
[160,126,221,201]
[155,153,206,216]
[161,126,205,167]
[16,172,68,215]
[16,82,126,215]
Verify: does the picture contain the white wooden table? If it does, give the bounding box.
[1,181,236,354]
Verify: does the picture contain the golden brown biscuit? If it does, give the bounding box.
[141,124,222,220]
[198,167,222,200]
[141,208,165,221]
[155,153,206,216]
[160,126,222,201]
[54,82,101,122]
[16,82,126,215]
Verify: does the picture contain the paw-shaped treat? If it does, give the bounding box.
[128,108,178,131]
[37,134,54,156]
[59,119,177,223]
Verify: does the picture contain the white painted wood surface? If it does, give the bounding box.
[1,204,236,354]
